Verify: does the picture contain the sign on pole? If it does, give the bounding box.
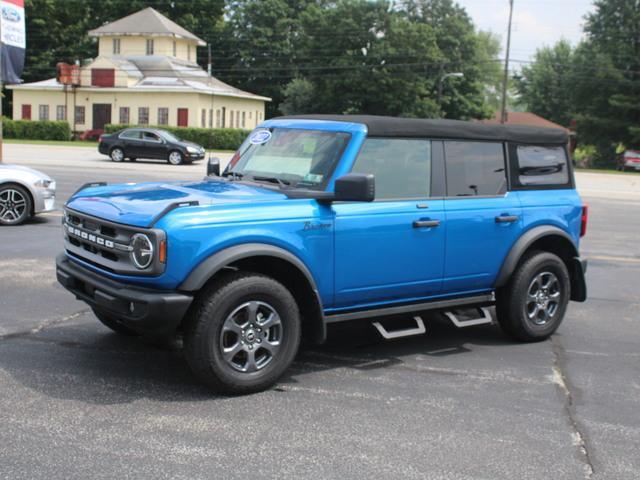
[1,0,26,83]
[0,0,26,162]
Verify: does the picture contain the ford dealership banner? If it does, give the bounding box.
[1,0,25,84]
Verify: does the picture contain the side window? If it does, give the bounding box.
[142,131,161,142]
[444,141,506,196]
[351,138,431,200]
[120,130,140,140]
[516,145,569,186]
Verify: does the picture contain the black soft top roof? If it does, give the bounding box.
[279,114,568,145]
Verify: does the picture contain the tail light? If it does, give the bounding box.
[580,205,588,237]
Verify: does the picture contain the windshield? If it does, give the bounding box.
[159,131,181,143]
[228,128,351,189]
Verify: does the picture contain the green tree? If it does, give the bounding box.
[514,40,575,127]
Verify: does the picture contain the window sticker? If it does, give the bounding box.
[249,129,272,145]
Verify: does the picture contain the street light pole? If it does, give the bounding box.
[500,0,514,124]
[437,72,464,117]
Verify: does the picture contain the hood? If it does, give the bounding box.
[66,179,287,227]
[0,164,51,181]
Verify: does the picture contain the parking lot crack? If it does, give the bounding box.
[0,309,89,341]
[551,336,595,479]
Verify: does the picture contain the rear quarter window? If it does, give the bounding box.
[516,145,569,186]
[444,141,507,196]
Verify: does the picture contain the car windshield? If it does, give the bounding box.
[160,131,181,143]
[228,128,351,189]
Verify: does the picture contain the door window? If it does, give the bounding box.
[351,138,431,200]
[120,130,141,140]
[142,131,161,142]
[444,141,506,196]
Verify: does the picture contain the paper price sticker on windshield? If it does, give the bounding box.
[249,130,272,145]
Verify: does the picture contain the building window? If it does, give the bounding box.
[241,111,246,128]
[119,107,130,124]
[146,39,154,55]
[173,41,177,57]
[208,109,213,128]
[112,38,121,54]
[158,107,169,125]
[138,107,149,125]
[201,109,206,127]
[236,112,240,128]
[56,105,66,121]
[38,105,49,121]
[187,44,191,61]
[75,106,85,124]
[249,111,253,120]
[215,109,221,128]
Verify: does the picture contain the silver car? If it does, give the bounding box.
[0,164,56,225]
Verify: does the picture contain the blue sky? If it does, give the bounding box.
[456,0,596,62]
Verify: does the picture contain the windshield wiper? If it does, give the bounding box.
[250,175,292,188]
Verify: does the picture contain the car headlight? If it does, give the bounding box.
[130,233,154,269]
[186,146,199,154]
[34,179,52,188]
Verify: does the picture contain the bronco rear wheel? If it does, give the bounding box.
[496,250,570,342]
[184,272,301,394]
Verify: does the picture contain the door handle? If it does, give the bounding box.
[495,215,519,223]
[413,219,441,228]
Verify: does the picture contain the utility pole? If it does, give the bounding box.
[207,44,212,76]
[500,0,514,124]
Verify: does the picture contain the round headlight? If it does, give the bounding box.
[130,233,154,269]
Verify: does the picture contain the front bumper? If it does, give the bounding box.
[56,253,193,335]
[186,151,205,160]
[33,185,56,214]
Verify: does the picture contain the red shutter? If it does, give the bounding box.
[91,68,115,87]
[177,108,188,127]
[21,104,31,120]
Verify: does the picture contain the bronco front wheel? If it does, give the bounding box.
[184,272,301,394]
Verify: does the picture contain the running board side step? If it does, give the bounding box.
[372,316,426,340]
[444,307,493,328]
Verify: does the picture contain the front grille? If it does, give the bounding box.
[63,208,165,276]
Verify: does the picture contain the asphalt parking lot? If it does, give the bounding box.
[1,144,639,479]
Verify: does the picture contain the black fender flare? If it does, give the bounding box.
[179,243,326,341]
[494,226,585,300]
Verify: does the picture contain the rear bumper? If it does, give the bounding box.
[98,143,109,155]
[56,253,193,335]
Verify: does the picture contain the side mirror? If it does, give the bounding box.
[334,173,375,202]
[207,156,221,177]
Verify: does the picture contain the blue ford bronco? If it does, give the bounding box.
[56,115,588,394]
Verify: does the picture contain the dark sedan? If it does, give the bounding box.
[98,128,206,165]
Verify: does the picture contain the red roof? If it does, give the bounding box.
[479,111,570,132]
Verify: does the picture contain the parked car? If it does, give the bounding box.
[57,115,587,395]
[616,150,640,171]
[0,164,56,226]
[98,128,206,165]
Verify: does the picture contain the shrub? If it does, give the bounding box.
[3,118,71,141]
[104,124,250,150]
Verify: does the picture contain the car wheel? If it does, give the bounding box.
[184,272,301,395]
[496,250,570,342]
[168,150,184,165]
[110,147,125,162]
[92,308,140,336]
[0,184,32,226]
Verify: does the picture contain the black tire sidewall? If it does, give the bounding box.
[500,252,571,341]
[186,274,301,393]
[0,184,32,226]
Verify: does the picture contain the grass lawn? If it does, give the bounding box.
[4,138,98,147]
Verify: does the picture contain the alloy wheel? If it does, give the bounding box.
[169,151,183,165]
[219,301,283,373]
[111,148,124,162]
[525,271,562,325]
[0,188,28,224]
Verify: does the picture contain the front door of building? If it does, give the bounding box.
[92,104,111,130]
[177,108,189,127]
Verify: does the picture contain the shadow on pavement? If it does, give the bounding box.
[0,311,514,405]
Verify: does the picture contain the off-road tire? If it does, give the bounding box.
[184,272,301,395]
[0,183,32,226]
[92,308,140,336]
[496,250,570,342]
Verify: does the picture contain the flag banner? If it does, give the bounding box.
[1,0,25,84]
